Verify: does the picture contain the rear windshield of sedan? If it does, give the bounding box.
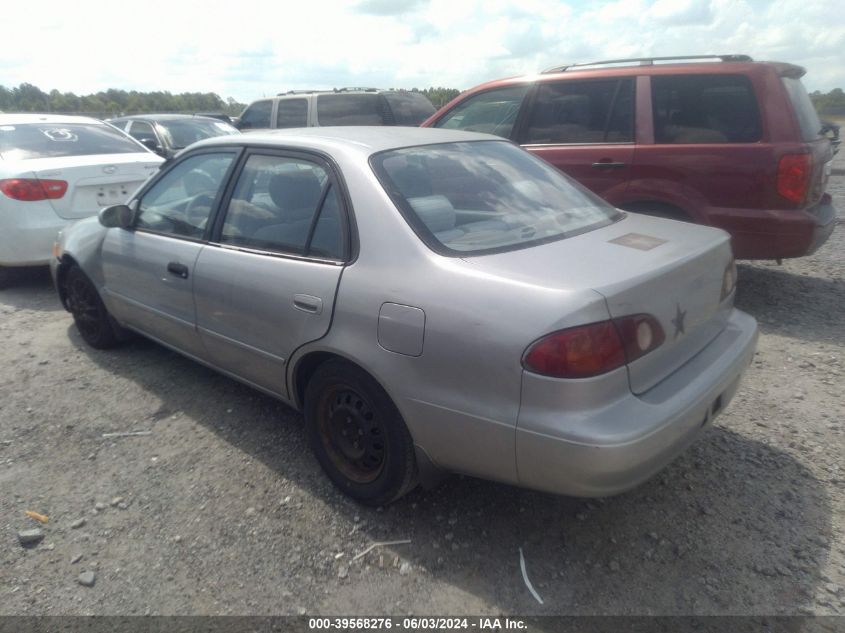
[371,141,621,256]
[0,122,144,160]
[158,119,239,149]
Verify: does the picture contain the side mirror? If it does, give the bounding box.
[99,204,135,229]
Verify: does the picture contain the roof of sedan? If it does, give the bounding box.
[0,113,104,125]
[191,126,503,155]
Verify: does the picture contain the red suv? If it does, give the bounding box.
[422,55,837,259]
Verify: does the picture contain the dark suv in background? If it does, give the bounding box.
[423,55,836,260]
[109,114,239,159]
[237,88,436,131]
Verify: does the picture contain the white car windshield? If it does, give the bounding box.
[371,140,621,255]
[0,122,144,160]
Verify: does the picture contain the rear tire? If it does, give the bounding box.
[304,359,418,506]
[64,266,122,349]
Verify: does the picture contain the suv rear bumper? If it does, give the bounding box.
[709,194,837,259]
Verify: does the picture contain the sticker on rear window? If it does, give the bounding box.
[609,233,667,251]
[41,128,78,142]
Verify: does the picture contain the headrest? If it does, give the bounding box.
[408,195,456,234]
[268,170,322,212]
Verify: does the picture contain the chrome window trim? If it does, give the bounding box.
[207,241,345,266]
[521,141,636,148]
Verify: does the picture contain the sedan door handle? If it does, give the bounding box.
[166,262,189,279]
[293,294,323,315]
[591,161,626,169]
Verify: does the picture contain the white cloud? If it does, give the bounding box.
[648,0,714,24]
[0,0,842,104]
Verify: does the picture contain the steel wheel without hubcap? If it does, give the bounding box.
[304,359,418,505]
[319,387,386,484]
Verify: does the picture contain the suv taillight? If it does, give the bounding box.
[0,178,68,201]
[522,315,664,379]
[776,154,811,204]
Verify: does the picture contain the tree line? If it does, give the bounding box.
[809,88,845,117]
[0,83,243,118]
[4,81,843,120]
[0,83,463,118]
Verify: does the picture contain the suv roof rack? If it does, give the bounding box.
[334,87,379,92]
[276,87,381,96]
[277,89,326,95]
[541,54,753,74]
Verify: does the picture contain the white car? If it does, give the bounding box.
[0,114,163,287]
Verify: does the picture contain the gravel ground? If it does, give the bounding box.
[1,163,844,617]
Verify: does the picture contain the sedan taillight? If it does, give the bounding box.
[523,315,665,379]
[0,178,68,201]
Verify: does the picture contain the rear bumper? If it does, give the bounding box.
[0,199,66,267]
[708,194,836,259]
[515,309,757,497]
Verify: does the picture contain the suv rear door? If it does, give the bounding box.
[514,78,636,204]
[630,73,765,229]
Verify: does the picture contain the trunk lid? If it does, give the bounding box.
[463,213,734,394]
[26,153,161,219]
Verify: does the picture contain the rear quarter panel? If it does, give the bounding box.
[287,156,611,484]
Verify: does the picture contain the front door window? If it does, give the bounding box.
[135,153,235,239]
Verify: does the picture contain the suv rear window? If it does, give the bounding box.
[781,77,823,142]
[317,94,384,125]
[0,122,144,160]
[652,74,761,144]
[371,140,620,256]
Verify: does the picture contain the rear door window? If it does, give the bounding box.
[652,74,762,143]
[238,100,273,130]
[275,99,308,128]
[316,94,385,125]
[522,79,634,144]
[0,122,144,160]
[218,154,345,260]
[433,85,530,138]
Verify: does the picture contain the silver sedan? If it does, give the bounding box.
[51,127,758,505]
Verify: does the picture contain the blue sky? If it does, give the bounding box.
[2,0,843,102]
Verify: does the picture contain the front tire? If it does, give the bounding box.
[304,359,418,506]
[64,266,122,349]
